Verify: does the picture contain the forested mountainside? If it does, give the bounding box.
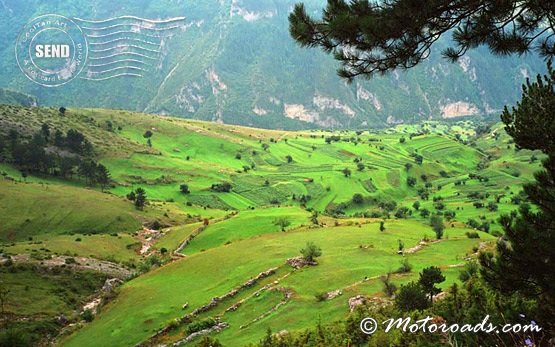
[0,0,546,129]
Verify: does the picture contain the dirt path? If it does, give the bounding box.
[136,228,163,256]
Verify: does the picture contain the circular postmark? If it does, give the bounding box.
[15,14,88,87]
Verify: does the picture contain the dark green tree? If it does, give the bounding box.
[273,217,291,231]
[351,193,364,204]
[40,123,50,140]
[96,163,110,191]
[134,188,147,210]
[300,241,322,262]
[480,65,555,331]
[395,281,429,312]
[430,215,445,239]
[179,183,190,194]
[418,266,446,303]
[289,0,555,80]
[412,201,420,210]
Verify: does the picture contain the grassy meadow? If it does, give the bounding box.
[0,105,541,346]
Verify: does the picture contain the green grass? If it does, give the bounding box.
[183,206,311,254]
[0,180,184,242]
[62,219,493,347]
[0,106,542,346]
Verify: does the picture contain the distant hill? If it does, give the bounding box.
[0,0,546,129]
[0,88,37,107]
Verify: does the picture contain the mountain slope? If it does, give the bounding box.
[0,0,546,129]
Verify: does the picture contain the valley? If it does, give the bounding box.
[0,105,541,346]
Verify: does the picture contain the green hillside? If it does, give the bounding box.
[0,105,542,346]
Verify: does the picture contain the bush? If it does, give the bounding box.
[395,282,429,311]
[300,242,322,262]
[395,207,410,219]
[314,292,328,302]
[465,231,480,239]
[180,184,190,194]
[352,193,364,204]
[186,318,216,334]
[210,182,232,192]
[81,309,94,322]
[395,258,412,273]
[430,215,445,240]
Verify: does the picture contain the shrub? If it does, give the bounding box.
[395,282,428,311]
[352,193,364,204]
[395,258,412,273]
[466,231,480,239]
[300,242,322,262]
[210,182,232,192]
[180,184,190,194]
[81,309,94,322]
[186,318,216,334]
[314,292,328,302]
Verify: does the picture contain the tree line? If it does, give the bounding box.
[0,124,110,190]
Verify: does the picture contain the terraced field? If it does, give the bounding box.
[0,105,541,346]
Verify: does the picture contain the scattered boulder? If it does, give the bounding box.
[56,314,68,326]
[326,289,342,300]
[173,322,229,346]
[348,295,367,312]
[102,278,124,294]
[433,291,449,302]
[182,303,189,310]
[286,256,317,269]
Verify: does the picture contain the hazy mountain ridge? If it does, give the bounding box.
[0,0,546,129]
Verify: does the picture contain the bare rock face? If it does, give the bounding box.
[102,278,124,293]
[286,256,317,269]
[348,295,368,312]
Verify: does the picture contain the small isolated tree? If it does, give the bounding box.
[143,130,153,138]
[352,193,364,204]
[412,201,420,210]
[406,176,417,187]
[418,266,446,303]
[356,162,365,171]
[81,309,94,322]
[96,164,110,192]
[126,190,136,201]
[398,239,404,253]
[342,167,351,177]
[396,258,412,273]
[40,123,50,140]
[381,273,397,297]
[273,217,291,231]
[180,184,190,194]
[285,155,293,163]
[59,106,66,116]
[300,241,322,262]
[379,221,385,232]
[430,215,445,240]
[134,188,147,210]
[395,282,429,312]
